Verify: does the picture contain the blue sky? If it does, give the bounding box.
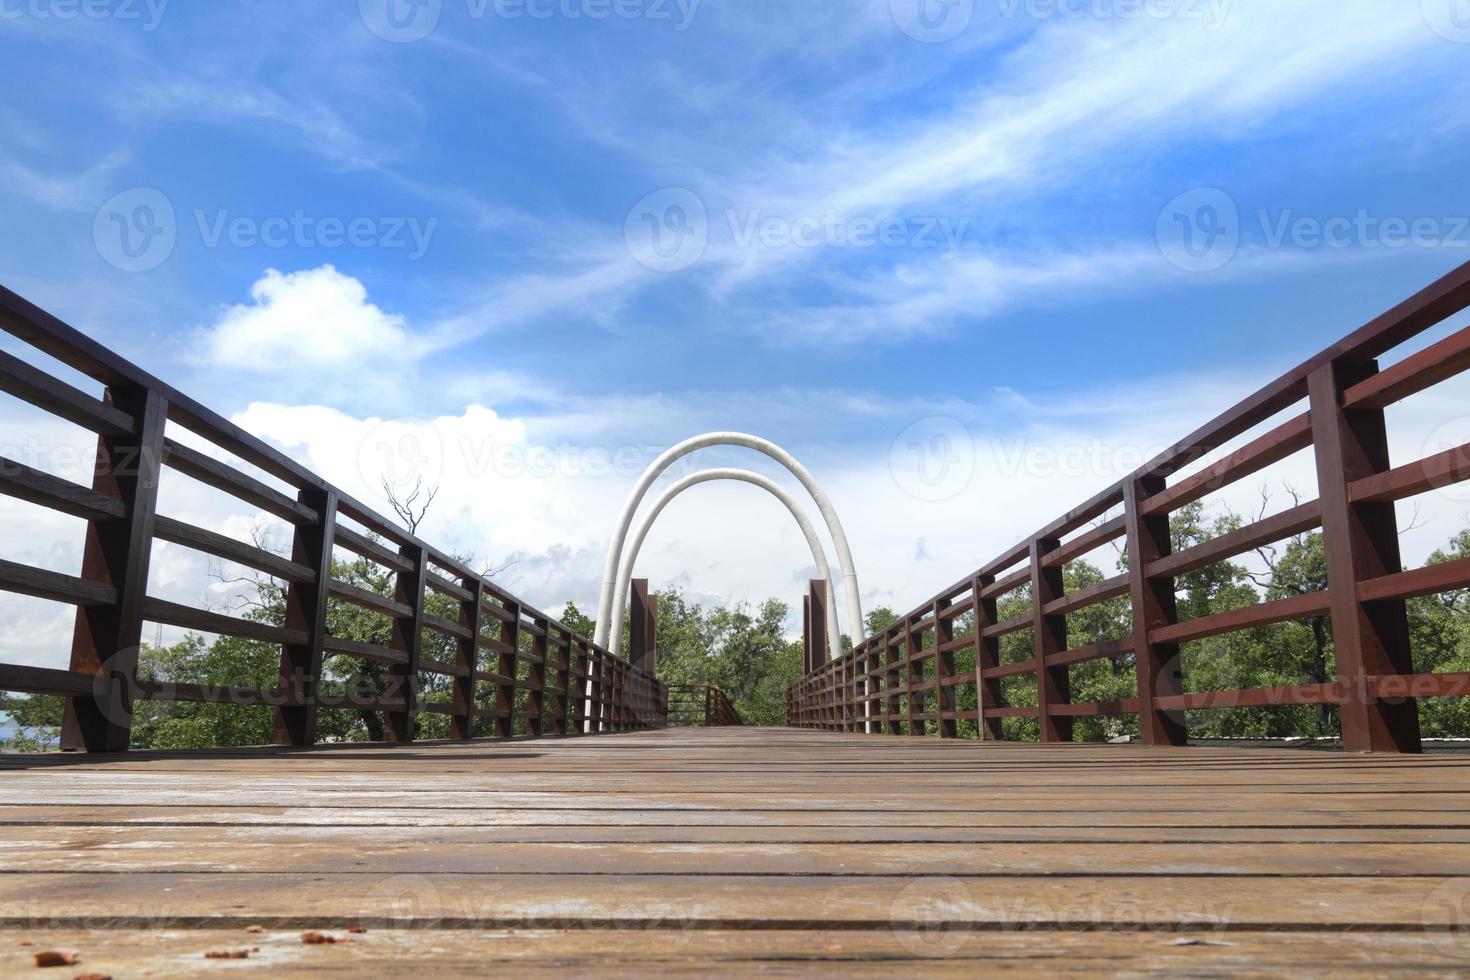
[3,0,1470,662]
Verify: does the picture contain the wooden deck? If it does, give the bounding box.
[4,727,1470,976]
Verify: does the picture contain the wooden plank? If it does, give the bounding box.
[332,523,415,573]
[0,663,94,697]
[1344,321,1470,410]
[1041,516,1127,567]
[0,558,117,606]
[0,348,132,435]
[1140,414,1313,517]
[322,635,408,666]
[1040,573,1129,618]
[0,455,125,522]
[153,515,316,584]
[1357,557,1470,604]
[142,596,308,646]
[2,928,1467,977]
[328,578,413,619]
[1151,591,1331,646]
[1147,501,1322,580]
[161,439,317,525]
[1349,440,1470,505]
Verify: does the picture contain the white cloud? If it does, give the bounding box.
[194,266,414,372]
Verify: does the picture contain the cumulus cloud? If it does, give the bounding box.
[194,265,414,372]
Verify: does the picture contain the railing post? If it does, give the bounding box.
[1125,477,1188,746]
[934,598,957,738]
[569,638,588,735]
[552,629,571,736]
[972,575,1004,741]
[884,630,902,735]
[274,487,337,747]
[905,616,924,736]
[528,614,549,736]
[495,601,520,738]
[385,544,427,744]
[593,646,606,734]
[1031,539,1072,743]
[1309,361,1422,752]
[450,578,484,741]
[62,385,166,753]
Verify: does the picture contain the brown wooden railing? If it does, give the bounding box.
[789,260,1470,753]
[0,284,664,751]
[666,684,743,727]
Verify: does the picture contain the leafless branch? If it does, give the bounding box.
[383,477,439,534]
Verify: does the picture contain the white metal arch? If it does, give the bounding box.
[608,468,843,665]
[595,432,864,650]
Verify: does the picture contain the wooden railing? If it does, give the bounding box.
[789,260,1470,752]
[0,284,664,751]
[666,684,743,727]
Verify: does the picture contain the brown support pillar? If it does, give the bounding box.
[62,385,166,753]
[1031,538,1073,743]
[384,544,427,744]
[449,578,484,741]
[494,601,520,738]
[629,579,658,677]
[884,629,903,735]
[934,598,957,738]
[1309,361,1421,752]
[905,617,924,736]
[808,580,829,671]
[972,575,1004,741]
[802,595,812,675]
[1125,477,1188,746]
[274,487,337,747]
[527,614,549,737]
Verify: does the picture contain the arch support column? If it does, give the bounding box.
[629,579,658,677]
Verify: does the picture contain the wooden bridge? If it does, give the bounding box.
[3,260,1470,973]
[4,728,1470,974]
